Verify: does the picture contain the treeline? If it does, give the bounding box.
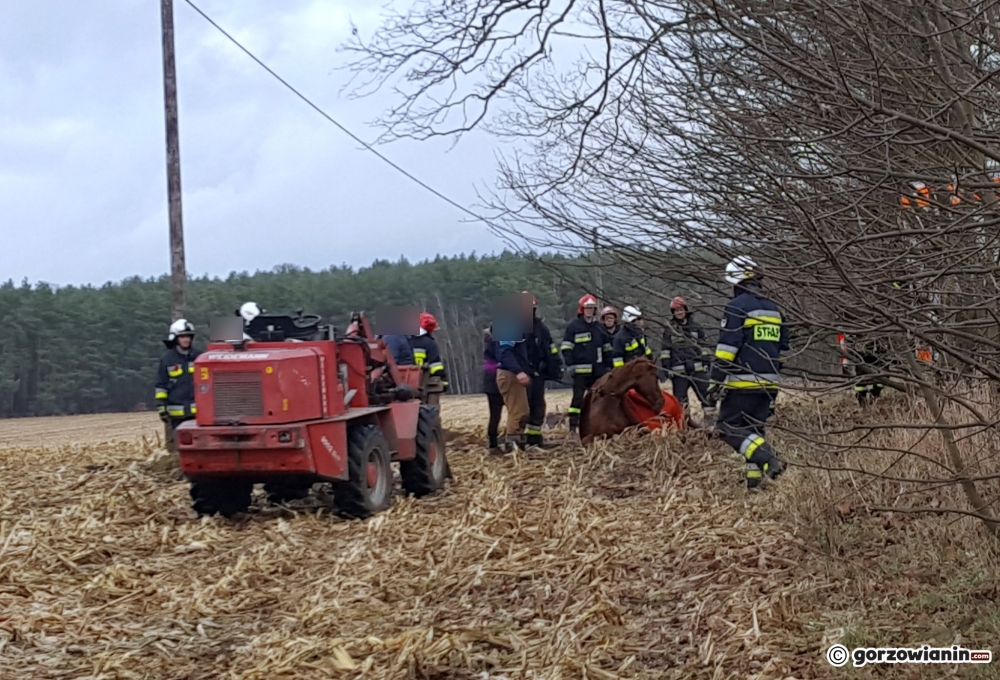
[0,250,754,418]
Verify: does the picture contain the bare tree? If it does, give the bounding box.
[344,0,1000,535]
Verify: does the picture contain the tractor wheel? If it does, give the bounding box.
[401,405,449,497]
[190,480,253,518]
[332,424,393,518]
[263,481,313,505]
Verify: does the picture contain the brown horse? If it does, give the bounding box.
[579,358,675,445]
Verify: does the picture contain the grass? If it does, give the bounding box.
[0,390,998,678]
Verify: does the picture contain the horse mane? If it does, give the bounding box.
[600,358,655,396]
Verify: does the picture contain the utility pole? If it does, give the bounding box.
[592,227,604,300]
[161,0,186,321]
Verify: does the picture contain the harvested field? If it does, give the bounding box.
[1,391,998,679]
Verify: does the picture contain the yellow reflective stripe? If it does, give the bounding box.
[166,406,186,416]
[188,365,195,373]
[725,380,777,389]
[744,436,766,460]
[560,341,574,351]
[625,340,639,351]
[613,358,625,367]
[574,365,593,374]
[746,469,763,479]
[154,389,168,400]
[190,405,197,414]
[715,349,736,361]
[744,317,782,326]
[524,426,542,435]
[568,407,581,414]
[429,363,444,375]
[645,347,653,356]
[413,349,427,365]
[574,333,592,343]
[168,367,183,378]
[550,345,559,354]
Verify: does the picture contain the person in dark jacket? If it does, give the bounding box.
[561,293,611,439]
[383,334,415,366]
[409,312,449,390]
[601,305,620,341]
[155,319,202,453]
[483,326,504,454]
[612,305,654,367]
[522,291,562,448]
[706,256,788,489]
[495,335,532,452]
[661,296,714,426]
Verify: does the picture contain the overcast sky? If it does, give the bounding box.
[0,0,516,287]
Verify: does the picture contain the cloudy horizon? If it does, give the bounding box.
[1,0,523,288]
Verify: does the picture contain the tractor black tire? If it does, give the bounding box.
[332,424,393,519]
[263,481,313,505]
[401,405,449,497]
[190,480,253,518]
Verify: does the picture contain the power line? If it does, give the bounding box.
[180,0,513,243]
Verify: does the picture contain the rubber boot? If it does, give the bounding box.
[502,434,525,454]
[746,462,763,490]
[762,457,786,484]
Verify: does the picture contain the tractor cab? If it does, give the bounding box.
[244,310,328,342]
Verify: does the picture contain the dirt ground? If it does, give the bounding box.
[1,391,998,679]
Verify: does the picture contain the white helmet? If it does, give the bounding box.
[622,305,642,322]
[167,318,195,342]
[239,301,262,323]
[725,255,758,285]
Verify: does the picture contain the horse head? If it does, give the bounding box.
[598,359,664,412]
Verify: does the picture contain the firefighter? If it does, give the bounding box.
[483,325,504,454]
[495,333,532,452]
[237,301,262,340]
[661,296,714,427]
[155,319,202,453]
[601,305,620,338]
[409,312,449,390]
[522,291,562,448]
[850,336,892,407]
[706,256,788,490]
[612,305,654,367]
[561,293,612,441]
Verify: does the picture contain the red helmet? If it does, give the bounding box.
[670,296,688,312]
[578,293,599,314]
[419,312,438,333]
[600,305,618,320]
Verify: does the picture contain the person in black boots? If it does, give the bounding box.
[661,296,715,428]
[154,319,202,453]
[522,291,562,449]
[561,293,610,443]
[705,256,788,490]
[483,325,504,455]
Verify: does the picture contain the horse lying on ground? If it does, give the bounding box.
[579,358,685,446]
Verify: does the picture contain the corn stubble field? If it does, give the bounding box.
[1,391,998,679]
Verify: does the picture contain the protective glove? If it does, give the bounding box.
[157,404,169,423]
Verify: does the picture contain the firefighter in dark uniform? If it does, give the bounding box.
[601,305,620,339]
[155,319,202,453]
[661,296,715,427]
[706,256,788,489]
[561,293,611,440]
[409,312,449,390]
[522,291,562,448]
[852,336,892,406]
[612,305,654,367]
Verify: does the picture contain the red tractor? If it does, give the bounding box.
[175,311,449,519]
